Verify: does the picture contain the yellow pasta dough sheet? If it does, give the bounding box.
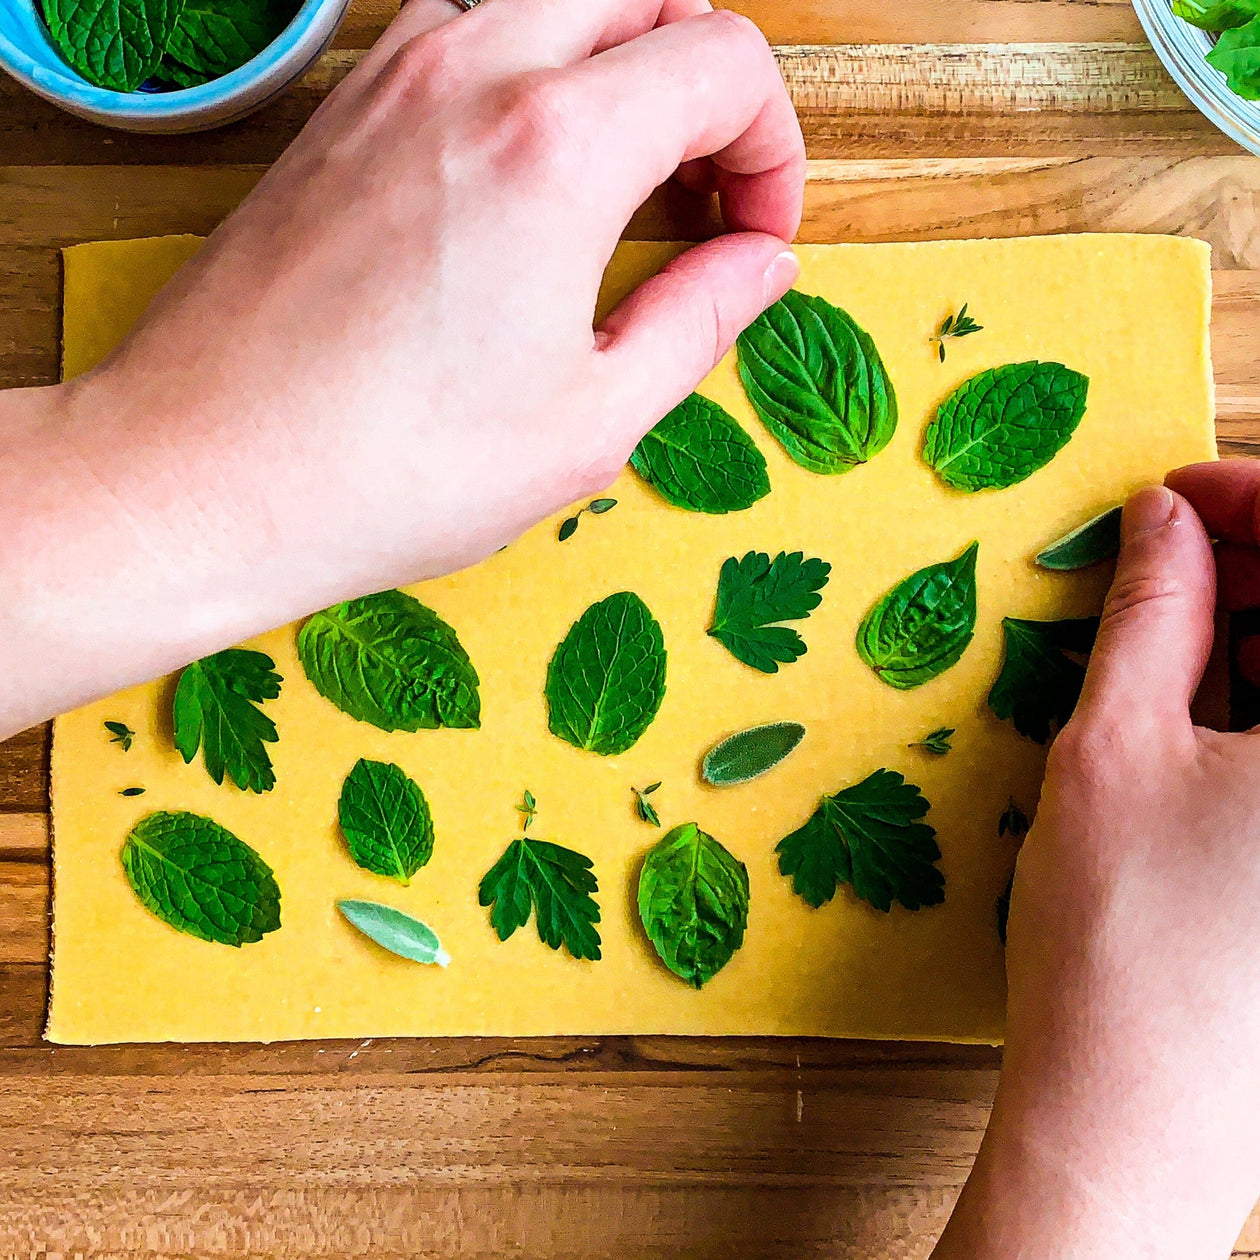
[49,234,1216,1045]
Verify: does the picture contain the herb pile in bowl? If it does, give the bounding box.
[1175,0,1260,97]
[40,0,302,92]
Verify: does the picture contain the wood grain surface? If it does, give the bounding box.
[2,1,1259,1255]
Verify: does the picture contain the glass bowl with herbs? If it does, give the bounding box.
[0,0,351,132]
[1132,0,1260,154]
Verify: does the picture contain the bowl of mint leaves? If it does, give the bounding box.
[0,0,351,131]
[1132,0,1260,154]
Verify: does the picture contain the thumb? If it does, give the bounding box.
[595,233,798,436]
[1077,485,1216,724]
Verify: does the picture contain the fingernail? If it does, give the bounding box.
[1123,485,1176,538]
[763,249,799,308]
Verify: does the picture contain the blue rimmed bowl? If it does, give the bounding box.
[0,0,352,133]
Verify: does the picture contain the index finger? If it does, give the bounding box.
[1166,459,1260,544]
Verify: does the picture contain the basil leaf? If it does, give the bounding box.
[701,721,805,787]
[545,592,667,755]
[736,291,897,475]
[1176,0,1260,29]
[172,648,281,793]
[338,759,435,884]
[337,899,450,966]
[121,810,281,946]
[708,550,831,674]
[776,769,943,913]
[923,362,1089,491]
[165,0,297,79]
[478,837,601,960]
[1035,507,1122,571]
[637,822,749,988]
[297,589,481,733]
[856,542,979,689]
[987,616,1100,744]
[41,0,184,91]
[630,394,770,514]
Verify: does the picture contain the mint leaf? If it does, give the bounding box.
[297,589,481,733]
[630,394,770,514]
[165,0,296,78]
[104,720,134,751]
[121,810,281,946]
[737,291,897,475]
[776,769,943,913]
[337,759,434,884]
[42,0,184,90]
[637,822,749,988]
[1175,0,1260,29]
[923,362,1089,491]
[701,721,805,787]
[172,648,281,793]
[988,616,1100,744]
[1035,506,1122,571]
[708,550,831,674]
[337,899,450,966]
[478,837,601,960]
[1207,18,1260,97]
[155,54,212,85]
[545,592,667,755]
[856,542,979,689]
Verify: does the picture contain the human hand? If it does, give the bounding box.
[0,0,804,732]
[935,472,1260,1259]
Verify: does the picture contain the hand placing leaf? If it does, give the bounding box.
[338,759,435,884]
[988,616,1099,743]
[1035,507,1122,571]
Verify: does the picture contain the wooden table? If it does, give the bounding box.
[3,1,1260,1254]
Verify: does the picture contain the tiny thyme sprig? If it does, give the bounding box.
[558,498,618,542]
[633,782,662,827]
[999,798,1030,839]
[910,727,954,756]
[104,720,135,752]
[517,789,538,832]
[931,303,983,362]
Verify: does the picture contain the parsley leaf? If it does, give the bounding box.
[1036,506,1122,571]
[923,362,1089,491]
[911,727,954,756]
[701,721,805,787]
[637,822,749,988]
[337,759,435,884]
[172,648,281,793]
[988,616,1100,744]
[630,393,770,514]
[708,550,831,673]
[776,769,943,912]
[41,0,183,91]
[121,810,281,946]
[478,837,601,960]
[163,0,296,81]
[297,590,481,733]
[856,542,979,689]
[545,592,667,755]
[337,899,450,966]
[104,720,135,752]
[736,291,898,475]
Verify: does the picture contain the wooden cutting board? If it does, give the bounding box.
[1,2,1258,1255]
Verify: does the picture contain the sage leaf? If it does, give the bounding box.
[856,542,979,689]
[338,759,435,884]
[776,769,943,913]
[637,822,749,988]
[923,362,1089,491]
[337,899,450,966]
[988,616,1100,744]
[736,291,897,475]
[1035,507,1122,571]
[630,394,770,514]
[297,589,481,733]
[701,721,805,787]
[545,592,667,755]
[121,810,281,946]
[42,0,183,91]
[708,550,831,674]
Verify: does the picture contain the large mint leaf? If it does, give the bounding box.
[923,361,1089,491]
[630,394,770,514]
[776,769,942,913]
[297,590,480,733]
[338,759,435,884]
[637,822,749,988]
[856,542,979,690]
[708,550,831,674]
[164,0,297,79]
[42,0,184,90]
[736,290,897,475]
[121,811,281,946]
[988,616,1100,744]
[545,592,666,756]
[172,648,281,793]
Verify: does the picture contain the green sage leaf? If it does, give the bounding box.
[701,721,805,787]
[337,899,450,966]
[41,0,183,91]
[337,759,435,884]
[923,362,1089,491]
[736,291,897,475]
[1035,507,1122,571]
[988,616,1100,744]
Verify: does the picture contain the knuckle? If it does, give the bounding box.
[378,29,465,105]
[1102,572,1184,626]
[1046,715,1127,793]
[489,73,583,176]
[704,7,768,51]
